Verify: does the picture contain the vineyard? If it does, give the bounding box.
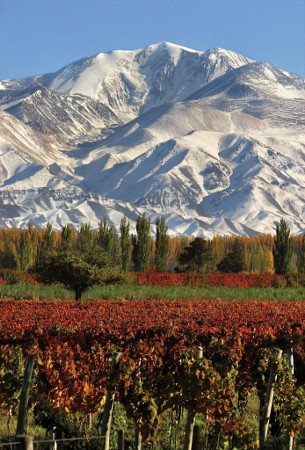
[132,272,289,287]
[1,299,305,448]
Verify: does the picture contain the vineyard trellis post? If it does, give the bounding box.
[16,355,35,436]
[51,427,57,450]
[259,348,282,449]
[183,411,195,450]
[183,346,203,450]
[287,347,294,450]
[135,427,142,450]
[101,352,121,450]
[135,357,143,450]
[16,435,34,450]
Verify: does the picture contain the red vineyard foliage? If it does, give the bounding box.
[133,272,285,287]
[1,299,305,441]
[205,273,284,287]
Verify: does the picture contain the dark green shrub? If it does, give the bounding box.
[271,276,287,288]
[286,274,305,288]
[0,269,21,284]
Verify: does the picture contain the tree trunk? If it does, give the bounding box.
[118,430,125,450]
[192,425,200,450]
[74,290,83,301]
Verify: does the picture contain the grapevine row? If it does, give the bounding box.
[1,300,305,444]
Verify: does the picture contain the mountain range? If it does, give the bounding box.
[0,42,304,236]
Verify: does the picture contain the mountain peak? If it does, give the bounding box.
[29,42,253,115]
[150,41,203,53]
[1,43,304,235]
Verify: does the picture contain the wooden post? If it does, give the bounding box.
[287,348,294,375]
[15,435,34,450]
[183,411,195,450]
[135,427,142,450]
[287,348,294,450]
[259,348,282,449]
[52,427,57,450]
[16,355,35,436]
[118,430,125,450]
[101,352,121,450]
[184,346,203,450]
[135,358,142,450]
[88,413,92,430]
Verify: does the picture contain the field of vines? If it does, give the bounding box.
[1,299,305,449]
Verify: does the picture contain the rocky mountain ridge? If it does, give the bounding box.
[0,42,304,236]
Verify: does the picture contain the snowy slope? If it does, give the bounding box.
[1,43,251,122]
[41,43,251,117]
[187,62,305,126]
[0,43,304,236]
[0,110,81,190]
[69,101,305,234]
[4,87,120,147]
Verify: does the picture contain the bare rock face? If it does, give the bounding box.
[0,42,304,236]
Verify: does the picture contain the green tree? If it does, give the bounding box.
[273,219,293,275]
[217,239,245,273]
[155,217,169,272]
[132,213,151,271]
[0,235,18,269]
[97,219,120,264]
[42,251,123,300]
[120,216,131,272]
[36,222,55,268]
[299,234,305,274]
[178,237,212,272]
[17,230,34,271]
[76,223,94,254]
[59,224,74,252]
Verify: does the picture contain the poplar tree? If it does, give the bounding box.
[97,219,120,264]
[0,234,18,269]
[273,218,293,275]
[155,217,169,272]
[120,216,131,272]
[132,213,151,271]
[18,230,34,271]
[75,223,111,267]
[36,222,55,268]
[266,250,274,274]
[77,223,94,254]
[60,224,74,252]
[299,234,305,273]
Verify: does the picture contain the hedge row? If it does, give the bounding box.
[133,272,305,288]
[1,269,305,288]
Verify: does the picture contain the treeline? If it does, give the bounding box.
[0,215,304,274]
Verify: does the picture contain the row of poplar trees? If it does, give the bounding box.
[0,216,304,274]
[0,215,169,273]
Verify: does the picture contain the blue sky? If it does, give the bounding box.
[0,0,304,80]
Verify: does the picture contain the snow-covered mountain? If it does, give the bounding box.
[0,42,304,236]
